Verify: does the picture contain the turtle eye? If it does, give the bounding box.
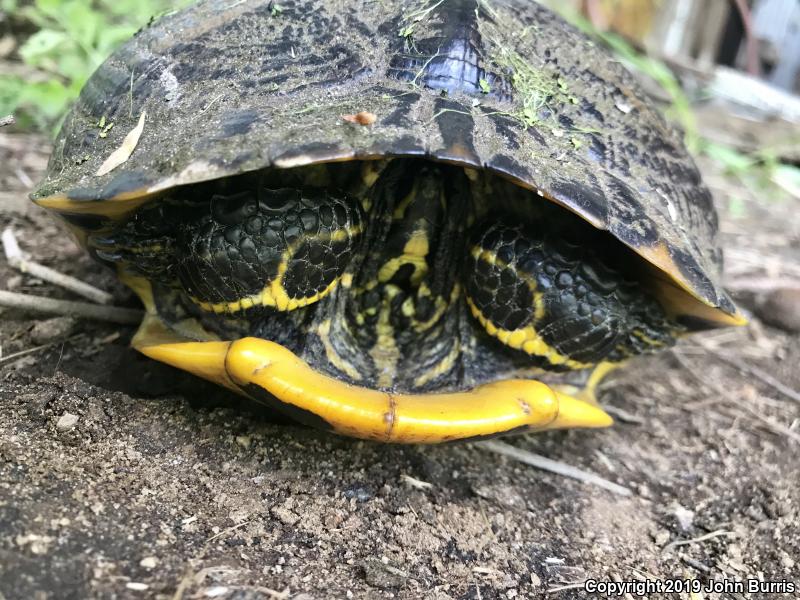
[173,187,364,313]
[464,219,677,369]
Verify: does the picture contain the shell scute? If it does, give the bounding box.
[33,0,738,321]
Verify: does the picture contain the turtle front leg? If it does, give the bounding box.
[464,218,683,371]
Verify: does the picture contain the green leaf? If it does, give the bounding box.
[96,25,139,56]
[702,142,755,174]
[17,80,73,120]
[479,78,491,94]
[727,196,747,218]
[56,52,93,83]
[33,0,61,18]
[19,29,71,65]
[5,0,196,133]
[63,0,102,49]
[0,76,25,115]
[772,164,800,197]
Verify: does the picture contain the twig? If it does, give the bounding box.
[601,403,645,425]
[0,115,14,128]
[546,582,587,594]
[697,340,800,406]
[737,402,800,444]
[0,335,81,366]
[205,520,250,543]
[2,228,114,305]
[662,529,739,554]
[725,277,800,294]
[674,349,799,442]
[401,474,434,490]
[681,556,711,573]
[0,290,142,325]
[477,441,632,497]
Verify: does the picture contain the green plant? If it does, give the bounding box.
[1,0,190,133]
[703,140,800,204]
[546,4,800,207]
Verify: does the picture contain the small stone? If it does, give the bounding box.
[616,101,633,114]
[363,558,408,589]
[126,582,149,591]
[756,288,800,333]
[271,505,300,526]
[139,556,159,569]
[671,502,695,531]
[30,316,77,345]
[204,586,230,597]
[56,413,79,432]
[654,530,671,546]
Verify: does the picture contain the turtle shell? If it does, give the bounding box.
[33,0,742,326]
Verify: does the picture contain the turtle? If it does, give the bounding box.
[32,0,745,443]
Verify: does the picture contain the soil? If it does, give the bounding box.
[1,129,799,600]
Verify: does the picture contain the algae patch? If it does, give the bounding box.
[490,46,577,128]
[398,0,445,39]
[478,11,578,130]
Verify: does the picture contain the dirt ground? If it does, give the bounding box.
[1,127,799,600]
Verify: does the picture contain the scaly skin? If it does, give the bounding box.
[93,160,678,394]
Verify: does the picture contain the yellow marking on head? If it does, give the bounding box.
[317,319,363,382]
[632,328,666,348]
[466,297,591,370]
[411,283,460,333]
[392,186,418,219]
[361,160,383,189]
[377,226,430,285]
[104,243,165,255]
[131,325,613,442]
[401,297,415,317]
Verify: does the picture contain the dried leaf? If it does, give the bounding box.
[342,111,377,126]
[96,111,146,177]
